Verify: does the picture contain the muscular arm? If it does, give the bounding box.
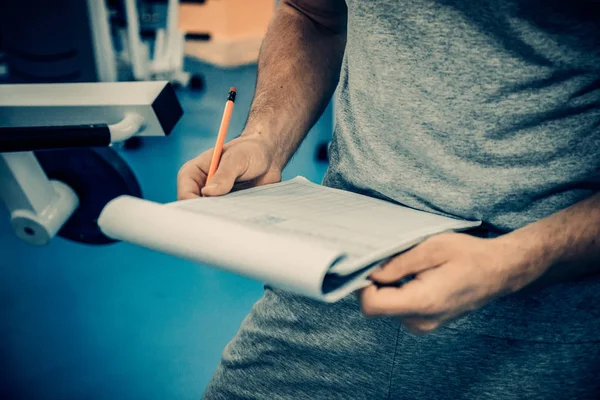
[177,0,346,199]
[500,191,600,292]
[359,190,600,333]
[243,0,347,170]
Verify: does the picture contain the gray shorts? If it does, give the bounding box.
[203,286,600,400]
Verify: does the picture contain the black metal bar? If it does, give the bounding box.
[0,124,111,152]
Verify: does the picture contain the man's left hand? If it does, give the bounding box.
[359,232,540,334]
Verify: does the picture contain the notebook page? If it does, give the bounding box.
[172,176,480,274]
[98,195,345,299]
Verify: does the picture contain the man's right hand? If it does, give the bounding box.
[177,0,347,201]
[177,134,282,200]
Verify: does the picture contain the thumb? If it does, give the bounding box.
[370,235,451,284]
[201,151,248,196]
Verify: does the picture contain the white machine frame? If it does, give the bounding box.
[87,0,119,82]
[0,81,182,246]
[0,152,80,246]
[121,0,191,87]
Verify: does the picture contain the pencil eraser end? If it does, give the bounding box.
[228,88,237,102]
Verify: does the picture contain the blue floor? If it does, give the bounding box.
[0,60,331,399]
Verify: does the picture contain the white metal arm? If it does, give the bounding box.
[0,152,78,245]
[0,81,183,245]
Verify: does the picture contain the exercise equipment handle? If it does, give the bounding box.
[0,113,144,152]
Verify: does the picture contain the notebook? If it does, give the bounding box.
[97,176,481,302]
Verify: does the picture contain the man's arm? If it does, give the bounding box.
[360,191,600,334]
[244,0,348,171]
[499,191,600,291]
[177,0,347,199]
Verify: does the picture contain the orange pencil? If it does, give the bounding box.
[206,87,236,185]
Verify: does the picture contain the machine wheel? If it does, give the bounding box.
[35,147,142,244]
[315,141,329,162]
[189,74,204,91]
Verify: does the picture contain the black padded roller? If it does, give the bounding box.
[0,124,111,152]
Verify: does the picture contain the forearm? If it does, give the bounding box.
[242,0,347,170]
[499,192,600,292]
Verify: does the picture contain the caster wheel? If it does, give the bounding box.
[316,141,329,162]
[189,74,204,91]
[35,147,142,244]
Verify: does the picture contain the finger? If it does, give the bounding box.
[178,178,202,200]
[399,307,473,335]
[400,316,443,335]
[177,162,207,200]
[360,277,447,317]
[201,150,248,196]
[176,148,215,200]
[370,234,453,284]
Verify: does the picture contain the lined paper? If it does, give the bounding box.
[173,177,477,265]
[99,176,480,302]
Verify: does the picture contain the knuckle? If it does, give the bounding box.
[421,298,444,315]
[360,297,380,317]
[407,320,440,335]
[177,160,196,177]
[380,258,411,280]
[176,170,188,183]
[360,302,375,317]
[384,257,404,273]
[177,161,190,175]
[418,321,440,333]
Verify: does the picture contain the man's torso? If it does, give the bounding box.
[323,0,600,343]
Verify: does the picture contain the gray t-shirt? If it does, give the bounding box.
[323,0,600,342]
